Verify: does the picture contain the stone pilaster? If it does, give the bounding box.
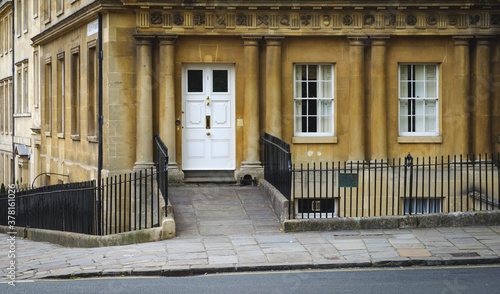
[370,36,389,161]
[134,35,155,169]
[474,36,494,156]
[348,36,368,161]
[158,35,183,181]
[452,36,473,157]
[265,37,284,138]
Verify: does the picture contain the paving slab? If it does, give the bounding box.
[1,185,499,282]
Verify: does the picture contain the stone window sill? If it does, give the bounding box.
[397,136,443,144]
[292,137,338,144]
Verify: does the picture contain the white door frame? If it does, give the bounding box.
[181,64,236,171]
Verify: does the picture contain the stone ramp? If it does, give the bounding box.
[169,185,281,237]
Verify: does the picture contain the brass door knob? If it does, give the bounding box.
[206,132,211,136]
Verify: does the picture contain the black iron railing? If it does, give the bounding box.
[0,181,97,234]
[98,167,162,235]
[154,134,169,205]
[1,166,168,235]
[292,154,500,219]
[261,133,292,202]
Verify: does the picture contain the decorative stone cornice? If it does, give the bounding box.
[452,35,474,45]
[370,35,390,46]
[348,36,369,46]
[241,35,263,46]
[475,35,495,45]
[133,34,155,45]
[264,36,285,46]
[32,1,101,46]
[157,34,178,45]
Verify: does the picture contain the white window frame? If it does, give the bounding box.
[398,64,439,137]
[293,64,335,137]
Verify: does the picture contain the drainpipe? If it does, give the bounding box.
[11,1,15,185]
[97,13,103,235]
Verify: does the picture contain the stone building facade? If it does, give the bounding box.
[0,0,41,188]
[1,0,500,186]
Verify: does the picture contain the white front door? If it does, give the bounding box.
[182,65,235,170]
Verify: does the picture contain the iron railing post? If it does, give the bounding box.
[405,153,414,215]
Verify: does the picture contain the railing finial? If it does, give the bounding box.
[405,152,413,167]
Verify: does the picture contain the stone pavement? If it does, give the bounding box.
[1,185,500,281]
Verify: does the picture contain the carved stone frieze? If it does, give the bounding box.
[194,14,206,26]
[364,14,375,26]
[281,16,290,26]
[406,15,417,26]
[257,15,269,27]
[427,15,438,26]
[343,15,353,26]
[237,14,247,26]
[323,15,331,26]
[492,14,500,25]
[216,14,226,26]
[135,9,500,34]
[150,12,163,25]
[300,15,311,26]
[469,14,480,25]
[173,14,184,26]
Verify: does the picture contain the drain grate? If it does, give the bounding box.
[450,252,480,257]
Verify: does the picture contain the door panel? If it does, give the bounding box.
[212,101,230,127]
[182,65,235,170]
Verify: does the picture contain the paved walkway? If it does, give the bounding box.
[1,185,500,281]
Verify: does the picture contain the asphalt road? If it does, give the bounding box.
[1,265,498,294]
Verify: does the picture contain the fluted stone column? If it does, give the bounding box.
[158,35,182,180]
[453,36,473,157]
[348,36,368,161]
[474,36,493,155]
[265,37,284,138]
[134,35,154,169]
[370,36,389,161]
[242,36,262,168]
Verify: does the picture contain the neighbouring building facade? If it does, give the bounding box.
[0,0,41,189]
[0,0,499,188]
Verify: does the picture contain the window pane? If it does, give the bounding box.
[425,65,436,80]
[319,100,333,132]
[307,65,317,80]
[320,65,332,80]
[212,70,228,92]
[320,81,332,98]
[187,70,203,93]
[400,81,409,98]
[425,100,437,132]
[299,65,307,80]
[307,81,317,98]
[426,81,436,98]
[399,100,409,132]
[400,65,409,80]
[301,81,307,97]
[305,99,317,132]
[414,65,425,80]
[414,81,424,98]
[294,100,302,133]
